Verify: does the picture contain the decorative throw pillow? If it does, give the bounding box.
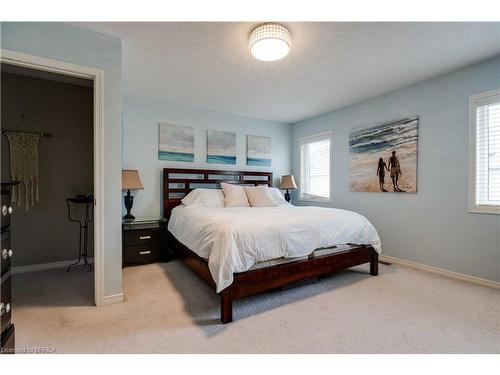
[221,183,250,207]
[268,187,290,206]
[181,188,225,207]
[244,186,278,207]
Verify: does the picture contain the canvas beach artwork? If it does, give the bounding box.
[247,135,272,167]
[349,117,418,193]
[158,123,195,162]
[206,130,237,164]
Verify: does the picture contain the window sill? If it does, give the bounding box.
[469,206,500,215]
[298,197,333,204]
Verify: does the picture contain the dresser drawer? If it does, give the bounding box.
[0,323,15,354]
[1,272,12,335]
[124,228,162,246]
[1,232,11,276]
[0,191,13,231]
[124,244,161,264]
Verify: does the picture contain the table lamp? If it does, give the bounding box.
[280,174,297,203]
[122,169,144,220]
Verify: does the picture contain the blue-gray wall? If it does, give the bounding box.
[1,22,123,298]
[292,56,500,282]
[3,22,497,290]
[123,95,292,218]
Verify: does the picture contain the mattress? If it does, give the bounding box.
[246,244,361,271]
[168,205,381,292]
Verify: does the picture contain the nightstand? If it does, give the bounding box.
[122,217,168,268]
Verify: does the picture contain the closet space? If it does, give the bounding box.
[0,62,95,325]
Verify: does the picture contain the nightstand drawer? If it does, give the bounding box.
[124,228,162,246]
[124,244,161,264]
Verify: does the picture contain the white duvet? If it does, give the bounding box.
[168,205,382,292]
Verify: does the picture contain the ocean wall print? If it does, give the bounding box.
[349,117,418,193]
[247,135,272,167]
[206,130,236,164]
[158,123,195,162]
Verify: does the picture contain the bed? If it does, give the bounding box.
[163,168,381,323]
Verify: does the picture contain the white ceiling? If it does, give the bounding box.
[74,22,500,123]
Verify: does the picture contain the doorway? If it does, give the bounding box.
[0,50,104,306]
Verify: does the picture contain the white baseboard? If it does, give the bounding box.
[380,255,500,289]
[102,292,124,305]
[12,258,94,274]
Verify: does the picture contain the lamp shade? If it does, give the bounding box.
[280,175,297,190]
[122,170,144,190]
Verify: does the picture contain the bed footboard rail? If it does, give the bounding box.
[220,245,379,323]
[168,231,378,324]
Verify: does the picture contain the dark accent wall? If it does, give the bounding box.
[1,71,93,267]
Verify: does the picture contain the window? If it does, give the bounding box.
[470,89,500,214]
[299,132,331,201]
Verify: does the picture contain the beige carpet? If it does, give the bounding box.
[11,260,500,353]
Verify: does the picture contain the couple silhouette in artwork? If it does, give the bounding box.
[376,151,406,192]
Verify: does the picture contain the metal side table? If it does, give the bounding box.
[66,195,93,272]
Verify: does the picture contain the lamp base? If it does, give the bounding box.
[122,213,135,221]
[284,189,291,202]
[123,189,135,221]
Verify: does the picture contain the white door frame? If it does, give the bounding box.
[1,49,105,306]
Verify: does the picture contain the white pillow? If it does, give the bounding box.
[244,186,278,207]
[269,187,290,206]
[221,183,250,207]
[181,188,225,207]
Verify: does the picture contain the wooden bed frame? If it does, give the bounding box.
[163,168,379,323]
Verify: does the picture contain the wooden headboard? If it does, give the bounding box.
[163,168,273,219]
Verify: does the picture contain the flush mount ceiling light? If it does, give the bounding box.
[249,23,291,62]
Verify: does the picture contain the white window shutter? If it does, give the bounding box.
[476,101,500,206]
[471,90,500,214]
[299,132,331,200]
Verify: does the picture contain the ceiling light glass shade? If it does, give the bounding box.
[249,23,291,61]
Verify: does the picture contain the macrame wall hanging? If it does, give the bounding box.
[6,132,40,210]
[1,114,51,211]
